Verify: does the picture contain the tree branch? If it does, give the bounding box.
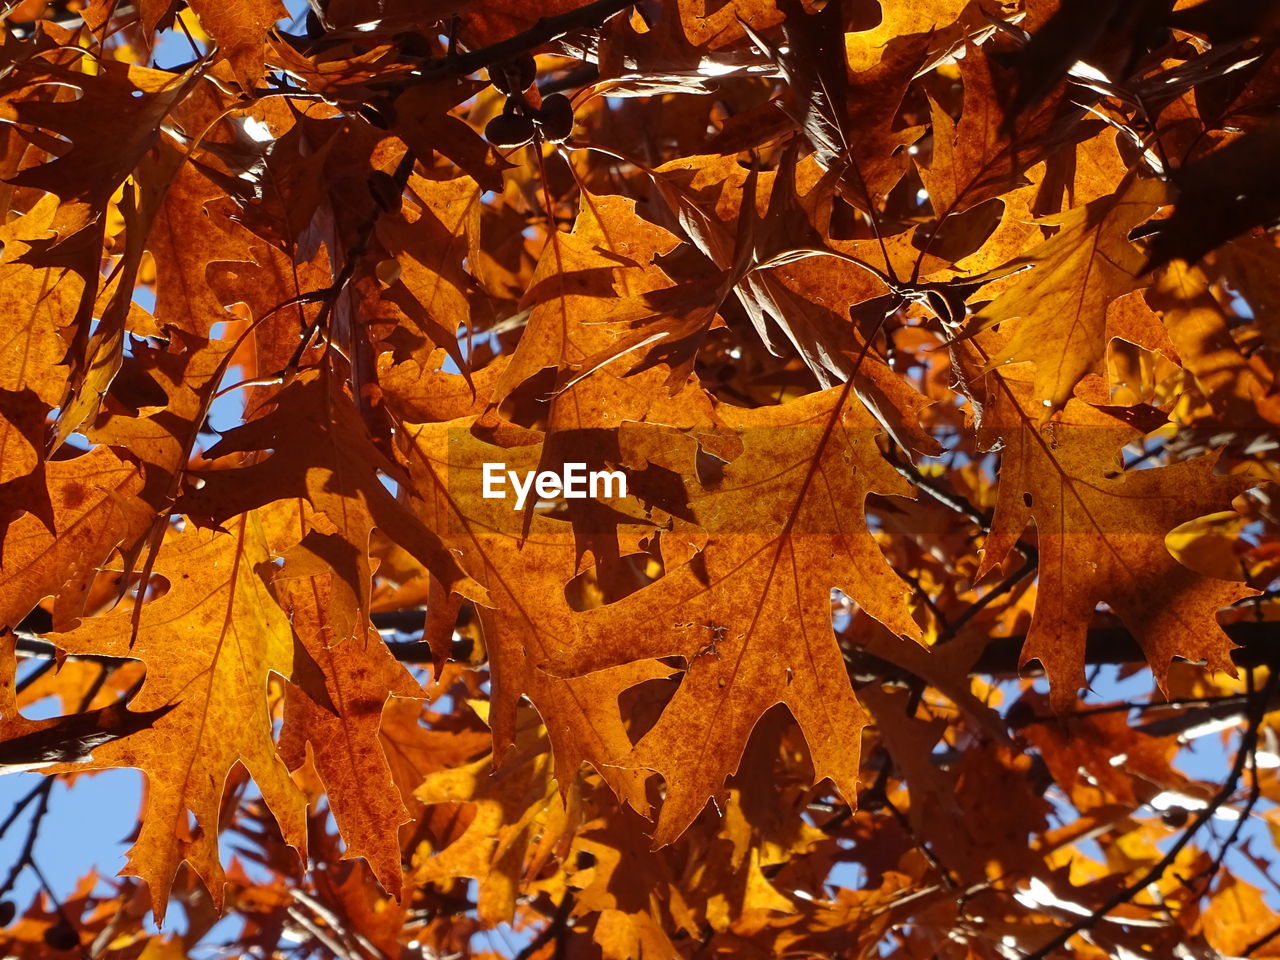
[1020,667,1279,960]
[514,891,574,960]
[431,0,634,76]
[17,615,1280,677]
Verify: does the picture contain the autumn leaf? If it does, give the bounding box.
[3,0,1280,954]
[0,54,195,229]
[402,421,674,813]
[965,175,1169,412]
[186,0,286,90]
[978,383,1256,711]
[412,713,571,925]
[46,512,307,921]
[1146,260,1280,424]
[917,42,1065,219]
[0,448,153,631]
[0,194,81,529]
[489,191,683,405]
[545,384,922,844]
[274,559,422,898]
[1146,118,1280,270]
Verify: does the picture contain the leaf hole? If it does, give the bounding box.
[618,676,680,746]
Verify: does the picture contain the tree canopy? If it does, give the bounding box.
[3,0,1280,957]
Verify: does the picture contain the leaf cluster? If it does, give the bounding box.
[2,0,1280,958]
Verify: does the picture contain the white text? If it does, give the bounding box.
[481,463,627,510]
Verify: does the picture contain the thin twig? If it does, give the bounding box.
[882,796,958,891]
[1020,668,1280,960]
[1016,691,1253,725]
[1245,919,1280,956]
[887,447,989,529]
[286,905,353,958]
[17,618,1280,685]
[1183,669,1264,893]
[0,780,53,899]
[938,551,1037,644]
[28,858,89,958]
[0,662,111,926]
[281,149,416,376]
[884,443,1039,643]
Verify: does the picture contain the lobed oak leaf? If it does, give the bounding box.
[841,0,970,75]
[136,0,181,38]
[1213,236,1280,355]
[995,0,1176,129]
[87,332,236,506]
[585,896,683,960]
[690,710,824,927]
[52,142,191,449]
[1146,260,1280,425]
[1198,873,1280,958]
[564,162,941,454]
[686,0,791,46]
[0,194,81,530]
[595,0,777,98]
[457,0,618,49]
[917,43,1074,236]
[1016,690,1192,812]
[0,58,196,231]
[477,190,768,581]
[645,155,854,387]
[203,238,334,416]
[977,382,1256,712]
[146,160,266,338]
[9,0,1280,947]
[1145,118,1280,270]
[490,192,684,406]
[770,872,914,957]
[45,512,307,921]
[402,421,674,812]
[186,0,288,90]
[376,685,493,812]
[864,686,1047,884]
[545,384,922,845]
[374,172,488,376]
[963,175,1169,413]
[389,79,508,192]
[274,557,422,898]
[377,351,509,424]
[568,805,689,959]
[739,0,855,170]
[0,193,79,409]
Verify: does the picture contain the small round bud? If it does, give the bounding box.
[485,113,536,149]
[535,93,575,142]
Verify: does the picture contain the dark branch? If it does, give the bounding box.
[431,0,634,76]
[515,891,575,960]
[18,616,1280,678]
